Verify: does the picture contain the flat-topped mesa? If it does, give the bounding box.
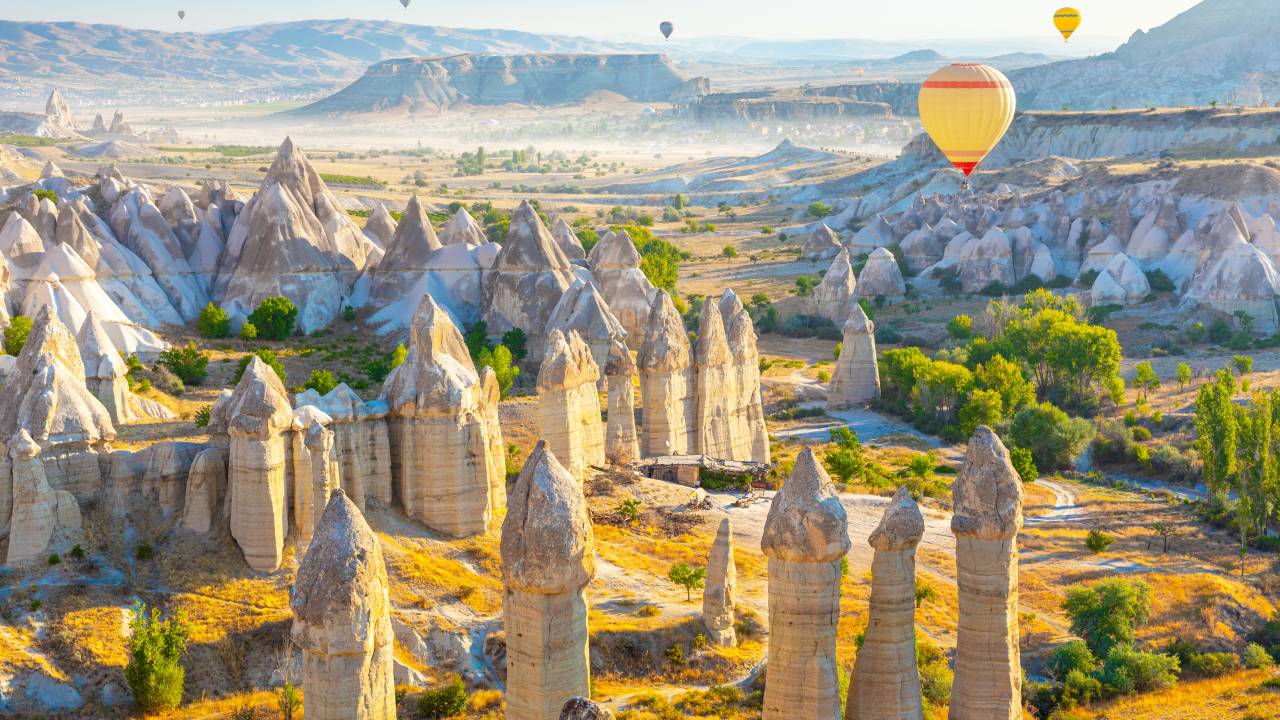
[587,228,657,348]
[501,442,596,720]
[551,217,587,261]
[637,290,695,457]
[482,200,576,354]
[439,206,487,247]
[537,329,605,482]
[603,338,639,466]
[949,426,1024,720]
[367,195,443,307]
[294,383,392,509]
[226,356,295,573]
[291,490,396,720]
[6,429,83,565]
[694,299,734,458]
[702,516,738,647]
[760,448,850,720]
[718,290,769,463]
[0,306,115,506]
[828,303,880,410]
[545,277,628,380]
[847,487,925,720]
[215,138,376,334]
[381,296,502,537]
[811,248,857,324]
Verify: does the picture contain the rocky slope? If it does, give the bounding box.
[294,54,709,115]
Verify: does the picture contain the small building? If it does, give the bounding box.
[638,455,770,489]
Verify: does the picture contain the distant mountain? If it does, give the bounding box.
[0,19,646,100]
[1011,0,1280,109]
[890,50,945,64]
[293,54,709,115]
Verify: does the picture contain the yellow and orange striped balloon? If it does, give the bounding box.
[917,63,1016,178]
[1054,7,1082,41]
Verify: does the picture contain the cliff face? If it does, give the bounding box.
[297,53,709,114]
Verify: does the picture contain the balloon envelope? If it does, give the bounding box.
[177,10,185,20]
[659,21,674,40]
[1054,7,1081,41]
[917,63,1016,177]
[401,0,411,7]
[854,67,864,77]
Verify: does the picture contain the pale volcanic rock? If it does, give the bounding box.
[216,138,374,333]
[294,384,392,509]
[760,448,849,720]
[180,447,227,534]
[949,427,1023,720]
[854,247,907,302]
[107,187,210,322]
[0,214,49,262]
[482,200,576,350]
[637,290,695,457]
[226,356,295,573]
[603,339,639,466]
[1028,243,1058,283]
[849,214,895,257]
[479,367,508,516]
[719,290,770,463]
[537,329,605,483]
[363,203,397,248]
[439,206,487,247]
[76,311,175,424]
[1127,195,1181,265]
[299,420,339,546]
[1091,252,1150,306]
[559,698,614,720]
[957,226,1015,292]
[501,442,596,720]
[693,300,735,458]
[382,296,503,537]
[810,248,857,324]
[900,226,942,275]
[291,490,396,720]
[1183,241,1280,334]
[586,228,657,348]
[847,486,924,720]
[1079,234,1124,278]
[702,516,737,646]
[828,304,879,409]
[551,218,587,261]
[367,195,442,308]
[802,224,844,261]
[5,429,83,565]
[545,277,628,377]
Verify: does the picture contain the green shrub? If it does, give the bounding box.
[1010,447,1038,483]
[1060,668,1104,707]
[1063,579,1152,656]
[47,553,60,565]
[4,315,32,355]
[1086,529,1116,554]
[1146,269,1175,292]
[500,328,528,361]
[1009,402,1095,471]
[233,350,287,386]
[158,342,209,385]
[69,544,85,560]
[476,344,519,398]
[1183,651,1239,678]
[194,405,212,428]
[124,603,188,713]
[947,314,972,340]
[240,322,258,340]
[197,303,231,338]
[342,305,357,322]
[1244,642,1273,669]
[305,370,338,395]
[416,677,467,719]
[1048,639,1100,680]
[1098,644,1179,695]
[247,296,298,340]
[135,542,154,561]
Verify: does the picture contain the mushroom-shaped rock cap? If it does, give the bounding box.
[843,302,874,335]
[761,448,850,563]
[501,441,596,594]
[637,290,692,372]
[604,337,635,377]
[869,486,924,551]
[226,356,294,438]
[560,697,615,720]
[290,489,389,654]
[9,429,40,461]
[537,329,600,392]
[304,418,334,450]
[382,296,482,414]
[950,426,1023,539]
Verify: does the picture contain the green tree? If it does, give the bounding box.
[464,321,490,362]
[1062,579,1152,656]
[233,349,287,386]
[1047,639,1099,681]
[1098,644,1179,695]
[975,354,1035,416]
[197,302,231,339]
[946,314,972,340]
[824,427,866,484]
[1133,361,1160,402]
[158,342,209,386]
[500,328,528,361]
[305,370,338,395]
[477,344,519,398]
[1232,355,1255,376]
[793,275,818,296]
[1009,402,1095,471]
[1009,447,1038,483]
[124,603,188,713]
[3,315,32,356]
[958,389,1003,437]
[807,202,834,218]
[667,562,707,601]
[1233,391,1275,576]
[722,244,738,259]
[1086,529,1115,554]
[1195,369,1238,508]
[1175,362,1192,390]
[247,296,298,340]
[240,321,258,340]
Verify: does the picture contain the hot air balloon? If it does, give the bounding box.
[917,63,1016,183]
[659,21,674,41]
[1054,7,1081,41]
[400,0,411,7]
[178,10,186,20]
[854,67,865,78]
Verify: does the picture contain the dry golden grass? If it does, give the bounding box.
[0,625,65,680]
[144,689,280,720]
[378,532,504,615]
[1073,669,1280,719]
[53,604,129,668]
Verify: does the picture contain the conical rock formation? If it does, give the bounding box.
[702,516,737,646]
[828,304,879,409]
[537,329,605,482]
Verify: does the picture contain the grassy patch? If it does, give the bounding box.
[320,172,386,188]
[0,133,58,147]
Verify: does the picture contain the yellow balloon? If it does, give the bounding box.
[917,63,1016,177]
[854,67,864,78]
[1054,7,1082,41]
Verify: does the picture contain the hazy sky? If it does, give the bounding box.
[2,0,1202,44]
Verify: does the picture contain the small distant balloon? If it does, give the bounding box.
[854,67,864,78]
[659,21,674,40]
[400,0,411,8]
[178,10,185,20]
[1054,7,1081,41]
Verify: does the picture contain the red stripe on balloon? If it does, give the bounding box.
[922,80,1011,89]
